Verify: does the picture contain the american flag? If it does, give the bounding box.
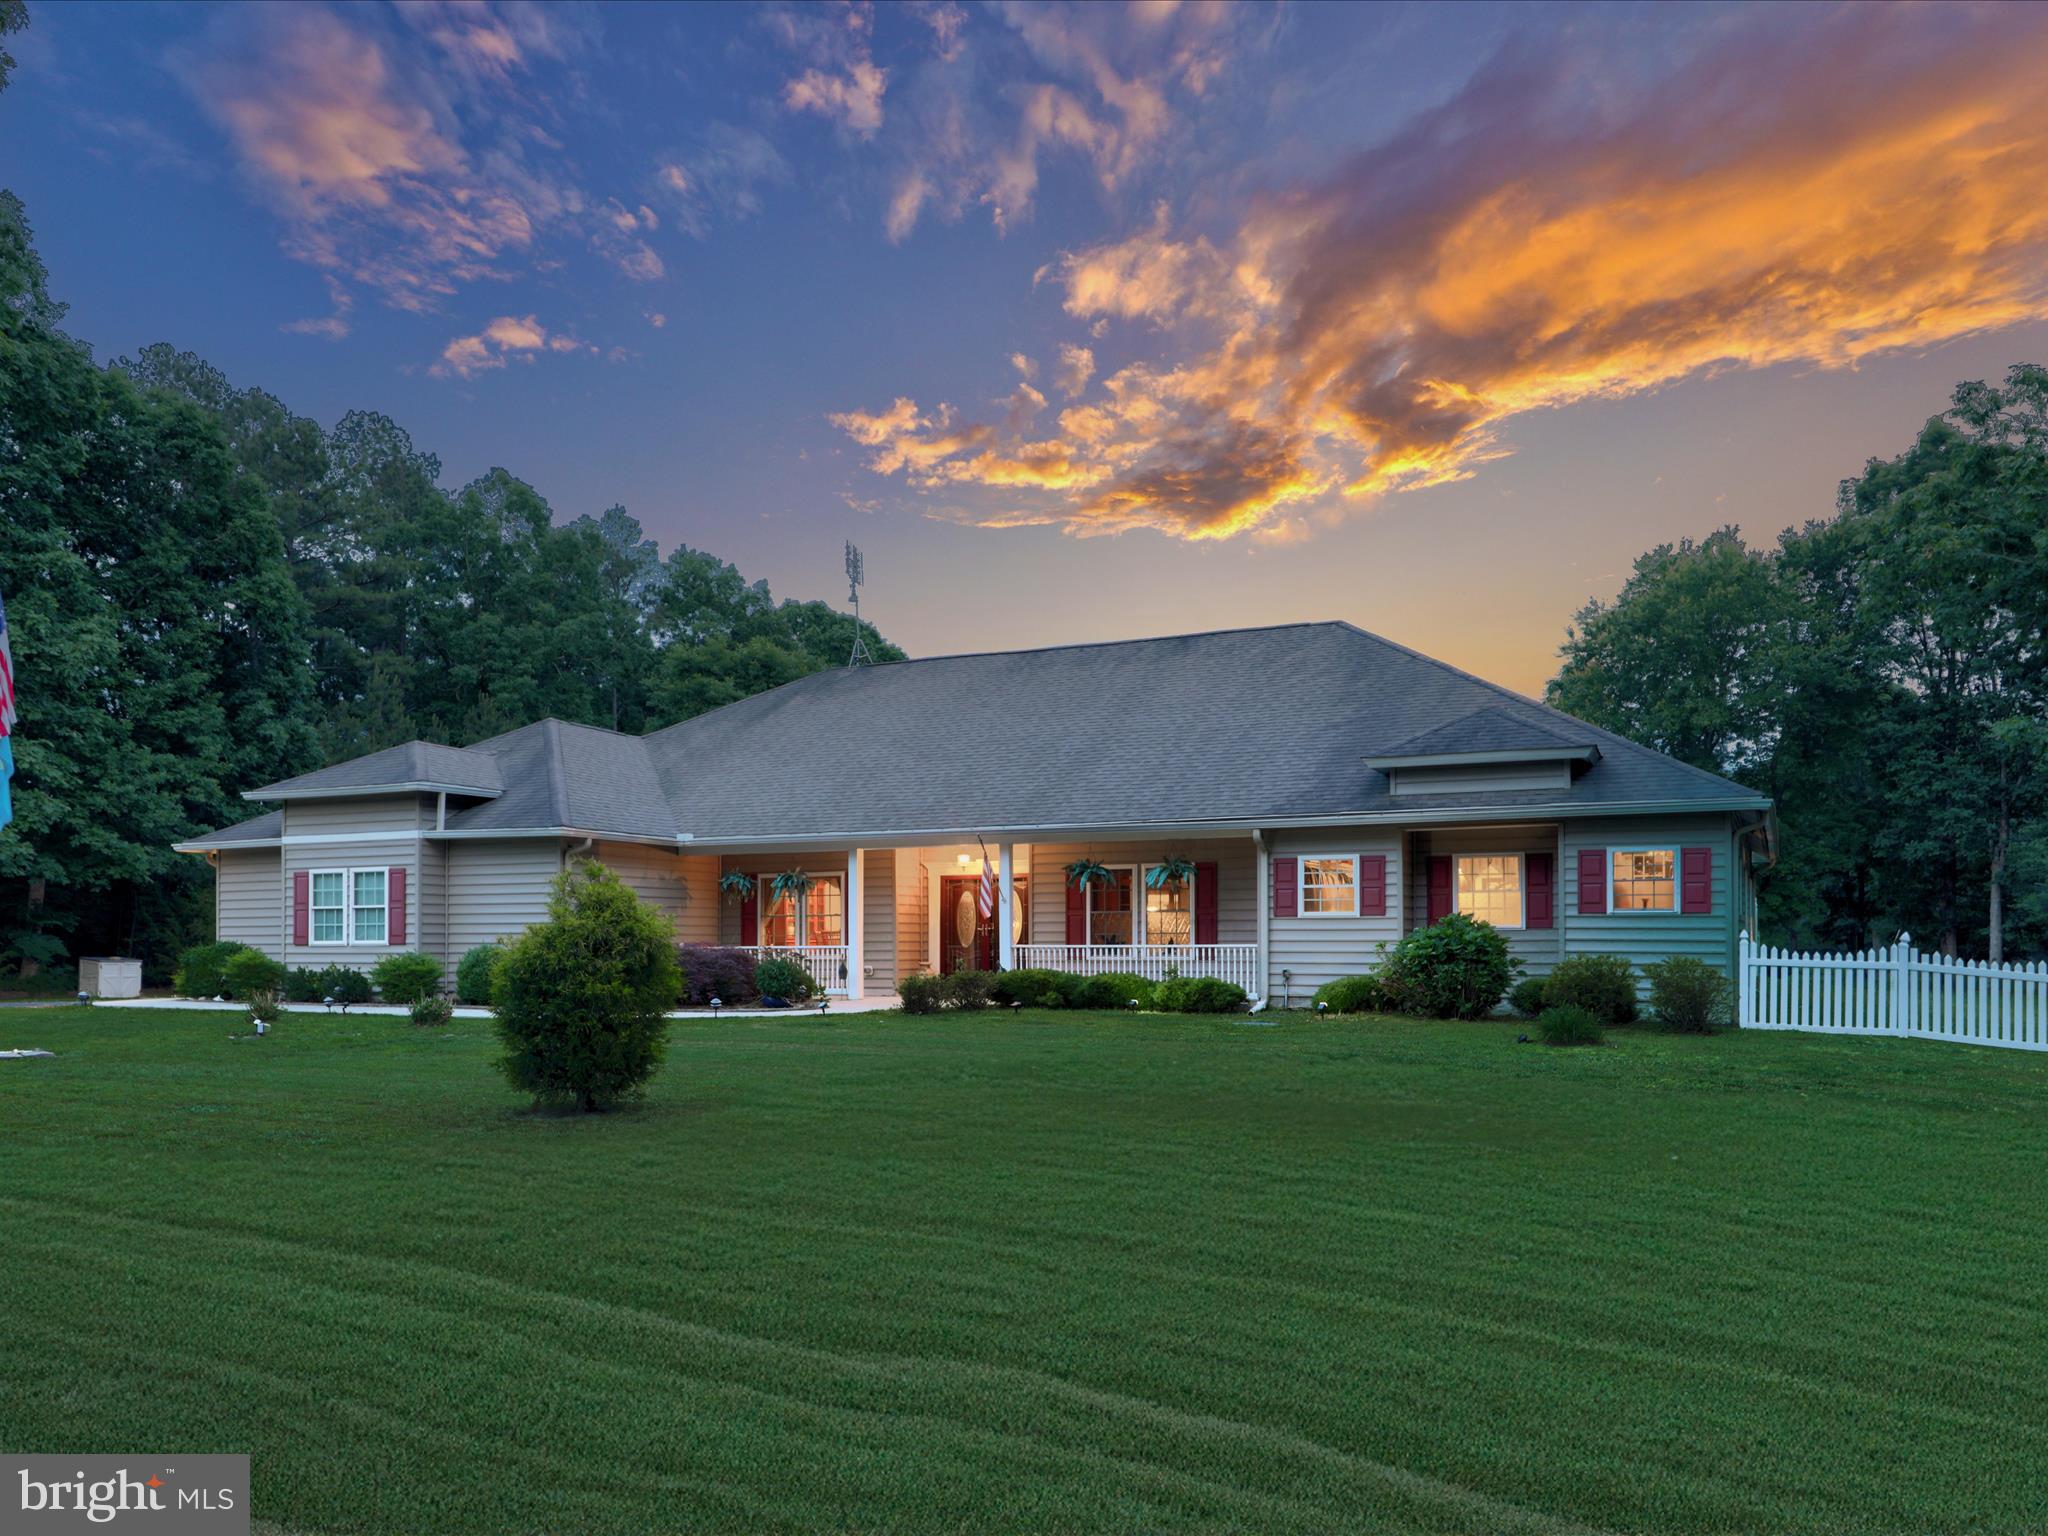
[976,839,997,921]
[0,589,14,830]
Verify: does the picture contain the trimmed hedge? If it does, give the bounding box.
[990,968,1091,1009]
[175,941,253,999]
[1376,914,1515,1019]
[1546,954,1639,1025]
[754,955,817,1005]
[455,944,503,1006]
[285,967,325,1004]
[222,950,287,1001]
[677,944,758,1006]
[1154,976,1248,1014]
[1646,956,1732,1034]
[372,951,443,1004]
[945,969,995,1010]
[898,973,945,1014]
[317,965,374,1006]
[1312,975,1385,1014]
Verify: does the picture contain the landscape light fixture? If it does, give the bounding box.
[77,991,90,1007]
[323,995,335,1012]
[710,996,723,1018]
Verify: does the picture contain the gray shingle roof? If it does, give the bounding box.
[176,810,282,848]
[192,622,1765,848]
[248,740,503,798]
[1373,705,1593,759]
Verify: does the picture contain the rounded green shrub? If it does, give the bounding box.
[897,972,945,1014]
[317,965,374,1005]
[493,862,680,1112]
[753,955,817,1004]
[1080,971,1156,1010]
[1154,976,1248,1013]
[1312,975,1384,1014]
[372,951,443,1004]
[1538,1003,1605,1046]
[990,968,1086,1008]
[411,996,454,1028]
[455,944,503,1006]
[175,940,253,998]
[1509,976,1547,1019]
[1375,914,1515,1019]
[221,950,287,1001]
[944,968,995,1010]
[1645,956,1733,1034]
[1545,954,1639,1024]
[285,967,325,1004]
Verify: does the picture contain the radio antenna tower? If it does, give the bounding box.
[845,540,874,666]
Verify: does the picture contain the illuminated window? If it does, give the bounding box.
[1455,854,1523,928]
[1301,856,1358,916]
[1144,866,1193,947]
[1087,868,1135,945]
[804,876,845,946]
[1612,849,1677,912]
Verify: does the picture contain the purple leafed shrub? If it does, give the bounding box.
[677,945,759,1006]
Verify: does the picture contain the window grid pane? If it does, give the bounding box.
[804,877,845,946]
[1145,869,1192,947]
[1456,855,1523,928]
[1612,850,1676,911]
[761,893,797,947]
[1302,858,1356,915]
[351,870,387,945]
[1089,870,1134,945]
[312,872,346,942]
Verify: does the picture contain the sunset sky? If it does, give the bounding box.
[8,0,2048,694]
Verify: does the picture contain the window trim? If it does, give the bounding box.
[308,867,350,947]
[1084,864,1139,945]
[307,865,392,947]
[1297,853,1361,919]
[1140,863,1197,948]
[1453,851,1527,931]
[1609,846,1681,915]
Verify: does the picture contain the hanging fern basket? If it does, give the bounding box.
[770,868,816,905]
[1145,856,1197,890]
[718,871,757,902]
[1065,857,1114,891]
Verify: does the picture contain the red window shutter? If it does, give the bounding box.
[1681,846,1712,914]
[1271,856,1298,918]
[1526,852,1554,929]
[1194,862,1219,944]
[1577,849,1607,915]
[388,866,407,946]
[291,870,309,946]
[739,886,758,946]
[1065,880,1087,943]
[1426,856,1453,922]
[1358,854,1387,917]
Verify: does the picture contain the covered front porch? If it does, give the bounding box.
[706,834,1266,1001]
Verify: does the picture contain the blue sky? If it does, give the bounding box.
[8,0,2048,692]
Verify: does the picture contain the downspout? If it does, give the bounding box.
[567,835,594,870]
[1251,828,1270,1012]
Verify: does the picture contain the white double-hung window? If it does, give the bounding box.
[310,867,388,945]
[1611,849,1678,912]
[1455,854,1524,928]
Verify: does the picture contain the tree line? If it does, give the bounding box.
[0,192,900,979]
[1548,366,2048,961]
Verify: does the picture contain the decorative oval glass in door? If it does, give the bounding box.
[954,888,977,947]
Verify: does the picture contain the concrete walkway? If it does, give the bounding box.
[93,995,903,1021]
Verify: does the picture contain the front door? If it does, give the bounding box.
[939,875,1027,974]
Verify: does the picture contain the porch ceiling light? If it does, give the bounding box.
[957,854,971,865]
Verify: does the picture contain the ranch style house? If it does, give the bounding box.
[176,623,1773,1005]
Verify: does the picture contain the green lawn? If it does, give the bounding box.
[4,1006,2045,1535]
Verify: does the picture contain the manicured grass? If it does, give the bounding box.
[4,1006,2046,1534]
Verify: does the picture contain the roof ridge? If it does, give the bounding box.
[1329,621,1755,795]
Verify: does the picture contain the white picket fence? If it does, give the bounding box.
[1739,932,2048,1051]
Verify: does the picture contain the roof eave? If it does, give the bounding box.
[243,781,506,802]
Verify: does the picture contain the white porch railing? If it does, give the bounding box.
[1740,932,2048,1051]
[1014,943,1262,997]
[747,946,851,996]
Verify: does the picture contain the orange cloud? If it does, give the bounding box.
[837,5,2048,538]
[431,313,589,378]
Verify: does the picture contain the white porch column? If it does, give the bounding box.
[1253,829,1270,1003]
[997,842,1016,971]
[846,848,863,999]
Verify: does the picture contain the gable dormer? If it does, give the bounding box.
[1364,706,1600,796]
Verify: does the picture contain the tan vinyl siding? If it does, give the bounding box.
[417,840,448,966]
[1026,837,1257,948]
[280,800,424,970]
[862,848,896,993]
[1561,814,1739,984]
[594,842,718,945]
[1265,828,1403,1002]
[1406,825,1564,977]
[1389,761,1569,796]
[895,850,926,978]
[215,849,284,960]
[444,839,566,957]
